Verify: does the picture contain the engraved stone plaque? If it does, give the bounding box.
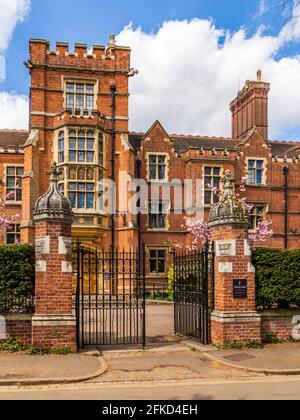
[248,262,256,273]
[35,236,50,255]
[216,240,236,257]
[36,260,47,273]
[244,239,252,257]
[61,261,73,273]
[59,237,72,255]
[219,262,233,273]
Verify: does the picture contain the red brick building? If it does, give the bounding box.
[0,37,299,287]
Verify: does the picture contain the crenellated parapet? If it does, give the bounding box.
[27,35,131,74]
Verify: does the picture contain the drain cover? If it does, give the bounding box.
[223,353,256,362]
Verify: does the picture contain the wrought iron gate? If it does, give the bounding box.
[173,246,214,345]
[73,244,146,348]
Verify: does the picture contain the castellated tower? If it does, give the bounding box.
[21,36,138,249]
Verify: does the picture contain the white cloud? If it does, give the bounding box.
[0,92,28,129]
[255,0,268,18]
[0,0,30,130]
[117,14,300,140]
[0,0,30,51]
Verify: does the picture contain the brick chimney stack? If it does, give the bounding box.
[230,70,270,141]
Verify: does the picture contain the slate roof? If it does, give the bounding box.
[171,135,240,152]
[0,130,29,148]
[129,132,300,157]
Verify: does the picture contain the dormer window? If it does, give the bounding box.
[65,81,95,113]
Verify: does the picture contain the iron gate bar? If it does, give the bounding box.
[73,244,146,348]
[173,245,214,345]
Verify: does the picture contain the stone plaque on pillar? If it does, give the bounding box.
[35,236,50,254]
[216,240,236,257]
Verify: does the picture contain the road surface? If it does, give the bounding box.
[1,376,300,400]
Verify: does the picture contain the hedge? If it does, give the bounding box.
[0,244,35,313]
[253,248,300,309]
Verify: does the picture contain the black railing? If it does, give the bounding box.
[0,292,35,314]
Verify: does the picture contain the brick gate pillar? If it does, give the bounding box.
[208,171,261,346]
[32,162,76,351]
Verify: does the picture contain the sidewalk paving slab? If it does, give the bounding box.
[203,342,300,375]
[0,352,108,386]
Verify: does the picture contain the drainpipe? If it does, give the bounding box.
[136,159,142,254]
[283,166,289,249]
[110,83,116,251]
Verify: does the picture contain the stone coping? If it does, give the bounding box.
[259,310,300,318]
[0,313,33,321]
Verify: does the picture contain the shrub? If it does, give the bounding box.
[253,248,300,309]
[168,265,174,298]
[264,331,279,344]
[0,244,35,313]
[0,336,29,352]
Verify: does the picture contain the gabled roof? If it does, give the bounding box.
[142,120,171,140]
[129,127,300,158]
[0,129,29,148]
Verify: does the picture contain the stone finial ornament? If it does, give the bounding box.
[208,170,249,228]
[33,162,73,222]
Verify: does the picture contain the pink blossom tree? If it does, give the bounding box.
[180,176,273,251]
[0,190,21,243]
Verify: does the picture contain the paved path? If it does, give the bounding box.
[146,303,177,344]
[98,344,261,383]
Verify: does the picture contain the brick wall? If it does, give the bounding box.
[0,314,33,345]
[211,318,262,344]
[261,313,297,341]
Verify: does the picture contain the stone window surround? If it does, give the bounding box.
[62,77,99,112]
[145,152,170,182]
[146,245,169,277]
[246,157,267,186]
[4,164,24,205]
[146,199,170,232]
[248,203,268,233]
[203,165,223,208]
[5,222,21,245]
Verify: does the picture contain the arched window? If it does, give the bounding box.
[58,131,65,163]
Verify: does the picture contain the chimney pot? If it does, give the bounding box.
[257,70,262,82]
[109,34,116,47]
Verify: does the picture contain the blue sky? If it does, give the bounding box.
[1,0,300,140]
[2,0,288,94]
